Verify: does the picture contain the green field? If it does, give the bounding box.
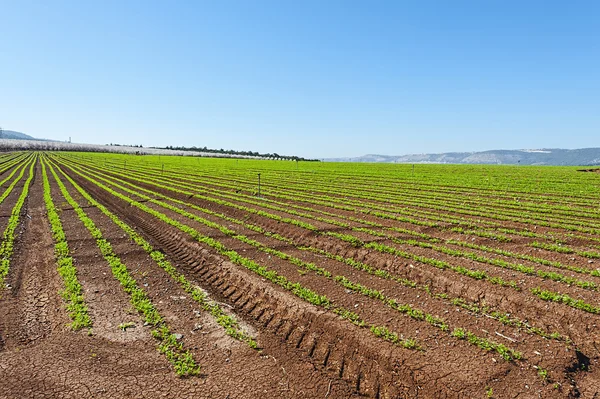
[1,151,600,398]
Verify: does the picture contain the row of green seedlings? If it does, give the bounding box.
[249,193,600,291]
[427,178,600,218]
[58,157,600,315]
[53,162,257,348]
[220,160,600,220]
[531,288,600,314]
[92,162,528,290]
[88,160,597,294]
[130,164,600,278]
[61,155,503,234]
[331,174,600,226]
[59,160,523,292]
[122,159,496,232]
[304,246,566,343]
[356,228,598,291]
[192,179,600,289]
[251,174,600,241]
[142,182,525,360]
[224,172,596,248]
[210,181,599,285]
[71,156,600,318]
[88,163,569,344]
[0,158,31,208]
[358,219,595,281]
[75,159,564,345]
[260,168,600,232]
[94,160,600,324]
[229,175,572,246]
[41,162,92,329]
[0,153,31,180]
[531,241,600,260]
[56,160,526,361]
[0,159,35,287]
[334,275,521,361]
[50,160,424,351]
[47,162,200,377]
[447,239,600,278]
[0,151,32,171]
[73,158,600,291]
[173,160,599,236]
[83,151,600,227]
[104,158,600,258]
[137,157,565,223]
[64,155,586,248]
[240,167,600,235]
[0,152,22,166]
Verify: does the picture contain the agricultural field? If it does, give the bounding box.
[1,152,600,398]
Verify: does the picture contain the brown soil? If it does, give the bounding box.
[0,164,358,399]
[3,157,600,398]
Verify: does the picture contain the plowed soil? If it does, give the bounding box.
[2,156,600,398]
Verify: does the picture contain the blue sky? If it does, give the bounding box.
[1,1,598,158]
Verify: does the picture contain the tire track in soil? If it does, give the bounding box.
[136,189,577,395]
[1,169,352,399]
[107,161,600,268]
[55,170,361,399]
[60,162,571,398]
[110,171,599,357]
[152,196,573,366]
[174,188,600,356]
[64,163,427,397]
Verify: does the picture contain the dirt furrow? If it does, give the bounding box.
[59,162,574,398]
[55,167,362,398]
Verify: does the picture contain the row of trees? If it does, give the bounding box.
[159,145,320,162]
[0,140,319,161]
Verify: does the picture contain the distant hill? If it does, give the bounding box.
[326,148,600,166]
[0,130,42,141]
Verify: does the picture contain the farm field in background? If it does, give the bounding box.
[1,151,600,398]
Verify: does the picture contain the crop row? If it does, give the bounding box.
[41,161,92,330]
[49,158,428,352]
[117,156,600,232]
[54,154,600,324]
[64,155,600,259]
[46,159,201,377]
[0,157,36,287]
[69,158,563,343]
[59,158,524,290]
[62,154,600,252]
[51,160,258,348]
[51,157,544,361]
[63,157,600,296]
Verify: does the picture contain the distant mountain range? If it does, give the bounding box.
[325,148,600,166]
[0,130,42,141]
[3,129,598,166]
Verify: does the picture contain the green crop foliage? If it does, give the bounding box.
[48,154,568,360]
[41,161,92,330]
[46,152,600,364]
[55,153,600,296]
[531,287,600,314]
[50,158,426,352]
[47,161,200,377]
[0,157,36,287]
[55,165,260,349]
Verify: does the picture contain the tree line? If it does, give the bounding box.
[159,145,320,161]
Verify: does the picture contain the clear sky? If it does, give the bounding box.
[1,1,598,158]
